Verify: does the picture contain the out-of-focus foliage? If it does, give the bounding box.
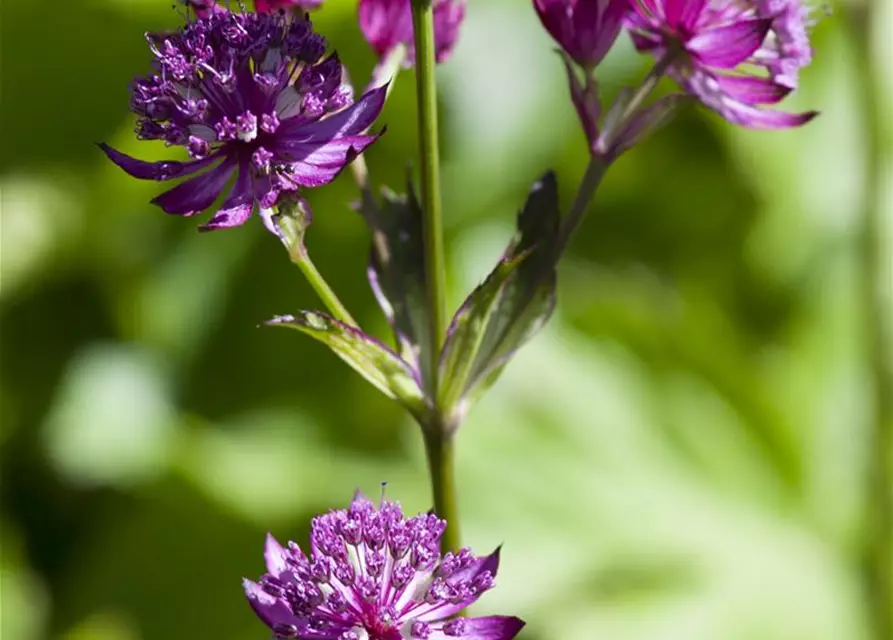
[1,0,890,639]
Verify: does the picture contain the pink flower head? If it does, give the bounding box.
[628,0,817,128]
[359,0,467,66]
[244,493,525,640]
[533,0,630,70]
[256,0,325,12]
[100,11,385,231]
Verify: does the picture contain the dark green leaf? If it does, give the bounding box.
[437,172,560,425]
[266,311,429,421]
[358,180,433,391]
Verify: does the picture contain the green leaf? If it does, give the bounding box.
[358,180,433,390]
[266,311,429,421]
[437,172,560,425]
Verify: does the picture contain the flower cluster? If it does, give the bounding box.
[627,0,816,128]
[244,493,525,640]
[101,10,385,230]
[535,0,816,146]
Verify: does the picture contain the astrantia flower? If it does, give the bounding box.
[359,0,466,66]
[627,0,817,128]
[533,0,629,70]
[100,11,385,231]
[256,0,325,12]
[244,493,525,640]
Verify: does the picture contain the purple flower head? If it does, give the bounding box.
[534,0,630,70]
[100,11,385,231]
[359,0,467,67]
[627,0,817,129]
[256,0,326,13]
[244,493,525,640]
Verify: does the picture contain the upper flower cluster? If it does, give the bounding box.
[627,0,816,128]
[101,10,385,230]
[244,493,525,640]
[534,0,816,132]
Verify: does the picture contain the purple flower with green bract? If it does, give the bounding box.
[244,493,525,640]
[100,10,385,231]
[627,0,817,128]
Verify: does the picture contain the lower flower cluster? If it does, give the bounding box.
[244,494,525,640]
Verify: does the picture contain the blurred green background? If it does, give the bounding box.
[2,0,891,638]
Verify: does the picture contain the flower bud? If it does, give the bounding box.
[533,0,629,70]
[359,0,467,67]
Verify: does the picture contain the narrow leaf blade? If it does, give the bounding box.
[438,172,561,424]
[266,311,428,419]
[359,182,432,390]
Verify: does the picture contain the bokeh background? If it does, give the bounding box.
[2,0,891,638]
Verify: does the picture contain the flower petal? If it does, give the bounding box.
[663,0,706,30]
[151,156,237,216]
[414,547,502,622]
[428,616,525,640]
[684,70,817,128]
[277,134,380,188]
[278,85,387,141]
[242,579,300,629]
[98,143,220,181]
[687,18,771,69]
[714,74,792,104]
[453,546,501,582]
[263,533,289,577]
[200,157,256,230]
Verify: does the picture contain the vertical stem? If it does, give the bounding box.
[553,54,674,257]
[410,0,448,362]
[423,426,461,551]
[847,1,893,636]
[411,0,457,554]
[553,156,609,256]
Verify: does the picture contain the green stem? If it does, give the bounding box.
[423,427,461,552]
[554,54,673,256]
[411,0,448,363]
[553,156,609,257]
[290,249,359,328]
[846,3,893,638]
